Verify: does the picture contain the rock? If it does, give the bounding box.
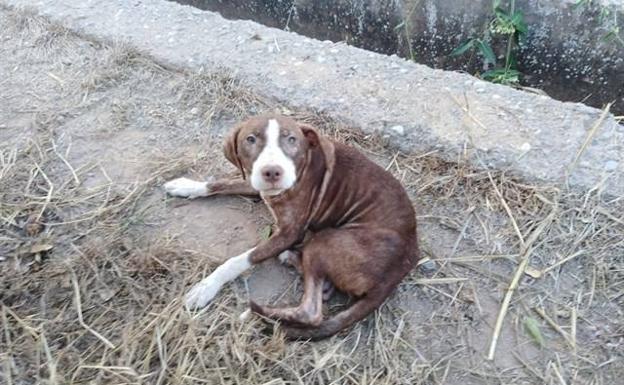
[605,160,618,171]
[390,125,405,135]
[418,258,437,274]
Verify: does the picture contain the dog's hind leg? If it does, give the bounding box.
[281,285,395,340]
[274,227,412,339]
[251,256,325,326]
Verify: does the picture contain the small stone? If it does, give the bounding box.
[390,125,405,135]
[520,142,531,152]
[418,259,437,274]
[24,214,43,236]
[605,160,618,171]
[239,308,252,321]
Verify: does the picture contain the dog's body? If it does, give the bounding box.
[165,115,418,339]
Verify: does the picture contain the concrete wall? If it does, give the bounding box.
[4,0,622,196]
[400,0,624,114]
[178,0,624,115]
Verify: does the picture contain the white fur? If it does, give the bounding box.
[278,250,293,264]
[250,119,297,195]
[185,248,255,310]
[164,177,210,199]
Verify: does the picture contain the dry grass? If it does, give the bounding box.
[1,6,623,385]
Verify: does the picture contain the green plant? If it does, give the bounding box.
[574,0,624,47]
[394,0,422,61]
[450,0,527,85]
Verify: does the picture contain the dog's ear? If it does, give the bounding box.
[223,125,246,179]
[300,122,335,175]
[299,123,320,148]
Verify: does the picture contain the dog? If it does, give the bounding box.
[164,114,418,339]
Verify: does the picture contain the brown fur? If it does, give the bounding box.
[208,114,418,339]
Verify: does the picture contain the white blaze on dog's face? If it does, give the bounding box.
[224,115,316,196]
[250,119,297,195]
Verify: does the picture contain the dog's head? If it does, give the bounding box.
[223,115,322,196]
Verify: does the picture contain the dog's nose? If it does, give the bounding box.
[261,165,283,183]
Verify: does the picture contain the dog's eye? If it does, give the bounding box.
[287,136,297,144]
[246,135,256,144]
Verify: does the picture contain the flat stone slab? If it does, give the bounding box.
[4,0,622,195]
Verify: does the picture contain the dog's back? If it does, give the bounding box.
[309,141,418,257]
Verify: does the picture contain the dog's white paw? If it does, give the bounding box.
[184,278,221,310]
[164,177,207,199]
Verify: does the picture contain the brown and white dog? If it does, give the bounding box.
[165,115,418,339]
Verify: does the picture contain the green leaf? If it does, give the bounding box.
[573,0,590,9]
[524,317,545,347]
[492,0,502,12]
[494,7,509,20]
[393,21,405,31]
[259,225,273,240]
[476,39,497,64]
[602,27,620,43]
[602,32,615,43]
[482,68,520,84]
[450,39,475,56]
[507,51,518,69]
[599,7,611,23]
[512,11,528,35]
[481,68,503,79]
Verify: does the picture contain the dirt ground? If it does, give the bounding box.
[1,7,623,385]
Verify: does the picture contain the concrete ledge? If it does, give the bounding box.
[5,0,623,195]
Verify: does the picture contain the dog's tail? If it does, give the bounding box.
[280,291,390,341]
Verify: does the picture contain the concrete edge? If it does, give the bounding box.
[3,0,622,196]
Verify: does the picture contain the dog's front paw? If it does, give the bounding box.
[164,177,208,199]
[184,278,221,310]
